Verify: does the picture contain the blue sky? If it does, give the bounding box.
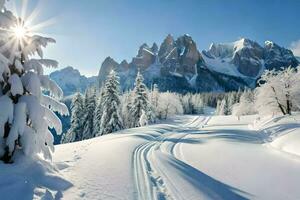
[9,0,300,76]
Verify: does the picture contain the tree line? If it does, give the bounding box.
[61,70,232,143]
[216,67,300,118]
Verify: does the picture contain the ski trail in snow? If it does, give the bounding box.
[133,116,209,200]
[173,116,211,160]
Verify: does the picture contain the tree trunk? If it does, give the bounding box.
[271,86,286,115]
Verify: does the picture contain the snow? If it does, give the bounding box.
[179,115,300,200]
[2,114,300,199]
[0,95,13,138]
[202,53,247,78]
[8,74,23,96]
[0,155,72,200]
[251,114,300,157]
[6,103,26,153]
[202,38,265,79]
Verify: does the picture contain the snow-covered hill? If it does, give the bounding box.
[2,114,300,199]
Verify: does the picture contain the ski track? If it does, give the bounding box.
[133,116,209,200]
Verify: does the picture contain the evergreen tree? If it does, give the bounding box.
[149,84,159,120]
[130,71,154,127]
[61,93,84,143]
[215,99,227,115]
[82,88,97,139]
[0,4,68,163]
[93,87,104,136]
[139,110,148,126]
[99,70,123,135]
[226,92,235,115]
[232,89,256,118]
[121,91,133,128]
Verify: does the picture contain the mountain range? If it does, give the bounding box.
[50,34,299,96]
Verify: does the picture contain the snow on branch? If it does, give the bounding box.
[43,106,63,135]
[24,59,58,75]
[0,95,13,137]
[41,95,69,116]
[23,35,56,59]
[39,75,63,99]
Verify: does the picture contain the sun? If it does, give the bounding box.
[12,24,27,39]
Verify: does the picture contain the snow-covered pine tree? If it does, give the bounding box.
[0,4,68,163]
[215,99,226,115]
[149,84,159,120]
[93,87,104,136]
[61,92,83,143]
[181,93,193,114]
[130,71,154,127]
[139,110,148,126]
[191,93,204,114]
[82,87,97,139]
[99,70,123,135]
[120,91,133,128]
[232,89,256,119]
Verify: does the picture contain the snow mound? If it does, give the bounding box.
[250,114,300,157]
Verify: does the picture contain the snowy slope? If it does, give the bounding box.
[202,54,247,78]
[178,115,300,200]
[251,114,300,157]
[2,114,300,199]
[54,114,300,200]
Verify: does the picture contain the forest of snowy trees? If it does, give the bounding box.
[231,67,300,118]
[61,66,300,144]
[62,70,244,143]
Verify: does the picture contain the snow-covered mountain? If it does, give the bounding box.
[49,66,97,96]
[202,38,298,79]
[50,35,299,95]
[97,35,298,92]
[97,34,251,93]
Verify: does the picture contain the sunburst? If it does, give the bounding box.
[1,0,57,61]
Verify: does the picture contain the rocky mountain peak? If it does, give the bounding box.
[151,42,159,54]
[202,38,299,78]
[50,66,97,96]
[264,40,274,49]
[98,56,119,86]
[102,56,118,65]
[158,34,175,58]
[137,43,150,57]
[59,66,81,75]
[165,34,174,45]
[120,59,129,70]
[263,41,298,70]
[132,43,154,70]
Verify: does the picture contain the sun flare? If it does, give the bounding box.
[0,0,57,61]
[12,25,27,39]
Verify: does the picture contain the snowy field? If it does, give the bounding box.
[1,114,300,200]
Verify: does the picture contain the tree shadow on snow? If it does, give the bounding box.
[259,123,300,140]
[165,155,253,200]
[0,156,73,200]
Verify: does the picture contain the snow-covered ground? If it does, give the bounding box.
[1,114,300,200]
